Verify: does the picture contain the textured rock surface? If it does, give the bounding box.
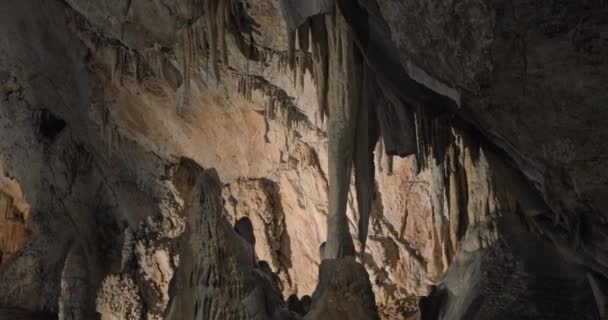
[165,163,293,320]
[0,181,30,265]
[305,258,380,320]
[0,0,607,319]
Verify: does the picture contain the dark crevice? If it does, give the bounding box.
[35,109,66,142]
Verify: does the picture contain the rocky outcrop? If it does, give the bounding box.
[165,162,293,320]
[96,274,144,320]
[420,216,600,320]
[375,0,608,282]
[305,258,380,320]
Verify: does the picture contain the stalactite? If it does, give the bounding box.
[218,0,229,66]
[297,22,311,89]
[231,71,317,139]
[203,0,217,77]
[146,49,164,80]
[98,102,127,159]
[230,0,242,32]
[100,102,112,159]
[412,103,451,171]
[310,14,329,122]
[180,28,194,115]
[287,30,297,74]
[283,6,392,258]
[353,65,379,252]
[414,103,430,170]
[192,0,238,75]
[178,0,242,115]
[246,32,253,75]
[177,2,213,115]
[258,39,268,74]
[112,46,164,84]
[236,74,254,102]
[281,7,381,258]
[413,105,424,171]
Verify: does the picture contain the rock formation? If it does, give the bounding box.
[0,0,607,319]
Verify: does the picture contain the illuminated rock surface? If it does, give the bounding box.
[0,0,606,319]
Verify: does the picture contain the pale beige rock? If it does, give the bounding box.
[134,246,174,314]
[1,0,606,319]
[304,258,380,320]
[96,275,143,320]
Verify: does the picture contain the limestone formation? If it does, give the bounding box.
[0,0,607,319]
[164,163,292,320]
[59,245,91,320]
[285,4,381,259]
[0,164,30,266]
[304,258,380,320]
[96,275,143,320]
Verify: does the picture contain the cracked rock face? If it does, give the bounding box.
[1,0,607,319]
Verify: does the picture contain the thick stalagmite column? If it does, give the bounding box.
[285,4,378,259]
[324,11,362,259]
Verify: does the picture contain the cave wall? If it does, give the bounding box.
[0,0,606,319]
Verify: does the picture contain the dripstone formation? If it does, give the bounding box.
[0,0,607,319]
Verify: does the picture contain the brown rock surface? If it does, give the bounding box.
[0,164,31,265]
[0,0,606,319]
